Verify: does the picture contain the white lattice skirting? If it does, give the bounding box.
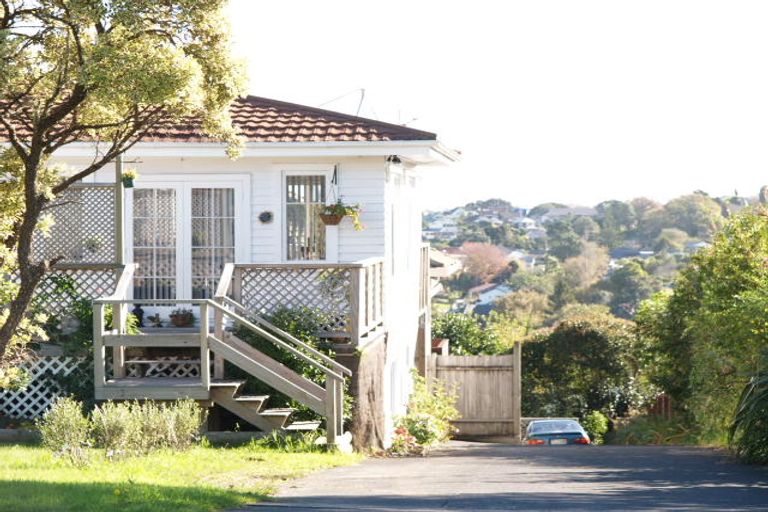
[0,356,83,419]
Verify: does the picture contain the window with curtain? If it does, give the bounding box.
[191,188,235,298]
[133,188,177,300]
[286,175,326,260]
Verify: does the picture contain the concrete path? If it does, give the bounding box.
[243,441,768,511]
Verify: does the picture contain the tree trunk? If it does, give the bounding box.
[0,188,45,361]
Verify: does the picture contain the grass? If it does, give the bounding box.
[0,441,362,512]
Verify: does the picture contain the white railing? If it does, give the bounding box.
[227,259,385,343]
[93,263,351,446]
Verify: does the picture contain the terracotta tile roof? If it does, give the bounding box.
[132,95,437,143]
[0,95,437,144]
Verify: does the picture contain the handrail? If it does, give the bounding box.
[97,263,137,302]
[220,296,351,376]
[232,257,385,270]
[93,298,348,382]
[206,300,348,382]
[214,262,235,299]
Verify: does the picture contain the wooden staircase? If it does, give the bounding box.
[92,264,351,445]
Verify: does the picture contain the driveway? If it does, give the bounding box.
[245,441,768,511]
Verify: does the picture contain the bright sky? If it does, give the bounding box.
[227,0,768,211]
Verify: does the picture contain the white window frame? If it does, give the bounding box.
[125,173,251,300]
[281,166,338,263]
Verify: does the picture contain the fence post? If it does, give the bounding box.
[511,341,522,443]
[200,302,210,390]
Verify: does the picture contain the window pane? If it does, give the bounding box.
[190,188,236,299]
[132,188,176,300]
[286,176,326,261]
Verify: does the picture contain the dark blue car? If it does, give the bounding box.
[524,419,591,445]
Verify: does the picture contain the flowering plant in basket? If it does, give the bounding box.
[319,199,364,230]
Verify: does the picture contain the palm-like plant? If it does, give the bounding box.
[729,369,768,463]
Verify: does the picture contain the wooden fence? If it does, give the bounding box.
[428,344,521,441]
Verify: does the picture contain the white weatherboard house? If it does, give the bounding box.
[24,96,458,448]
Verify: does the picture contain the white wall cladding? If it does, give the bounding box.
[87,156,390,265]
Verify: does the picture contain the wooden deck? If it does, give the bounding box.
[95,377,209,400]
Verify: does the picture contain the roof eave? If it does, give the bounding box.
[43,139,459,164]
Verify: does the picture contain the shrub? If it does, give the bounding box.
[606,415,699,445]
[581,410,610,444]
[90,401,138,458]
[135,400,204,452]
[39,398,204,464]
[392,371,460,454]
[432,313,500,355]
[37,397,91,466]
[729,370,768,464]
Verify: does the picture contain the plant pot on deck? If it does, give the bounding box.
[169,312,194,327]
[319,213,344,226]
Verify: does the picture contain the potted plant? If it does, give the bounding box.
[121,168,139,188]
[319,198,364,230]
[169,308,194,327]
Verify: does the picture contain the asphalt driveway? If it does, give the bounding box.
[244,441,768,511]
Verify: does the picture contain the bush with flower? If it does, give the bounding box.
[391,371,460,455]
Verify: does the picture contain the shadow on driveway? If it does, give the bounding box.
[246,442,768,511]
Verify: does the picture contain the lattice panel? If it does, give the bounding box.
[0,356,83,419]
[125,357,200,378]
[239,267,352,332]
[33,268,119,317]
[33,184,116,264]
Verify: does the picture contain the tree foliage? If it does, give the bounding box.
[637,207,768,442]
[0,0,245,371]
[522,309,653,418]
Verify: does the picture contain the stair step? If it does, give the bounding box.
[284,420,322,431]
[235,395,269,403]
[259,408,294,429]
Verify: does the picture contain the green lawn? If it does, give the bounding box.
[0,442,362,512]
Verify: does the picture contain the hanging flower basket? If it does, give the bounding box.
[121,169,139,189]
[319,213,344,226]
[320,198,364,230]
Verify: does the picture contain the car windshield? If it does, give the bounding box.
[529,421,581,434]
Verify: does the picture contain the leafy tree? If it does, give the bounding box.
[432,313,500,355]
[662,194,723,238]
[596,200,636,247]
[521,309,652,418]
[459,242,508,284]
[494,289,550,330]
[561,242,609,291]
[545,219,583,260]
[0,1,245,367]
[528,202,567,218]
[638,208,768,441]
[571,216,601,241]
[653,228,689,253]
[603,259,656,318]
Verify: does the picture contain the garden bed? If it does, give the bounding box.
[0,442,361,512]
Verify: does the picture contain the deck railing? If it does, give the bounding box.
[227,258,385,344]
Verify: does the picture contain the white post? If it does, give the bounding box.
[325,372,338,448]
[200,302,210,390]
[93,303,106,386]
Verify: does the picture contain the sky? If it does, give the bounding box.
[226,0,768,211]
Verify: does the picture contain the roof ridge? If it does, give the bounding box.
[240,95,437,140]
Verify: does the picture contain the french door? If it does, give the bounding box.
[128,177,248,305]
